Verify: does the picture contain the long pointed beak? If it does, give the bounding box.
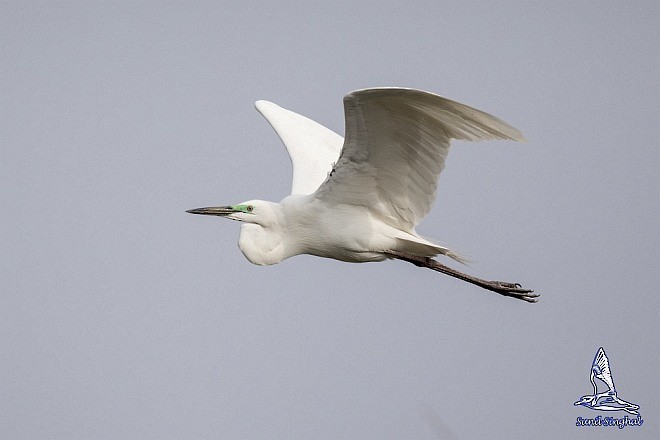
[186,206,237,216]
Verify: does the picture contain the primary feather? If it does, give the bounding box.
[316,88,525,232]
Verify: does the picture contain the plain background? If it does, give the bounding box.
[2,1,658,439]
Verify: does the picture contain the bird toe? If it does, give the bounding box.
[490,281,539,303]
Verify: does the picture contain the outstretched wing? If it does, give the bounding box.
[255,100,343,195]
[592,347,615,391]
[314,88,525,231]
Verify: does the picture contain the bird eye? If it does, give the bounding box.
[246,205,254,212]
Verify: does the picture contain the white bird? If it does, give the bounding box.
[188,88,537,302]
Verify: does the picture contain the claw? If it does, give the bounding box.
[488,281,539,303]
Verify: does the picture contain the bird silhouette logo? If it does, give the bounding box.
[574,347,640,415]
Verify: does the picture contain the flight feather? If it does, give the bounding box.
[314,88,525,231]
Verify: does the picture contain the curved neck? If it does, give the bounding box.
[236,195,315,265]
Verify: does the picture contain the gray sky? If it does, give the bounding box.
[2,1,658,439]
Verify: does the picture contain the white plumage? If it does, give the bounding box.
[255,99,343,195]
[188,88,537,302]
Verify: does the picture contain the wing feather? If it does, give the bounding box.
[255,100,343,195]
[315,88,525,231]
[593,347,615,391]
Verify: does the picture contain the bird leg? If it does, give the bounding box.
[384,250,538,303]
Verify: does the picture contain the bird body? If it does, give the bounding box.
[232,194,447,266]
[188,88,538,302]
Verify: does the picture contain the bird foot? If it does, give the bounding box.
[486,281,539,303]
[385,250,539,303]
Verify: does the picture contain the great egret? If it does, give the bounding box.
[188,88,538,302]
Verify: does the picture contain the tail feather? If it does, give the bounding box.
[394,236,468,265]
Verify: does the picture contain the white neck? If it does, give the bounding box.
[238,222,287,265]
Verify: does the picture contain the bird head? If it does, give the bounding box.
[186,200,275,226]
[574,395,595,407]
[187,200,284,265]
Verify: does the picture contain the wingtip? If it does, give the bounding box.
[512,131,528,143]
[345,86,421,101]
[254,100,278,112]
